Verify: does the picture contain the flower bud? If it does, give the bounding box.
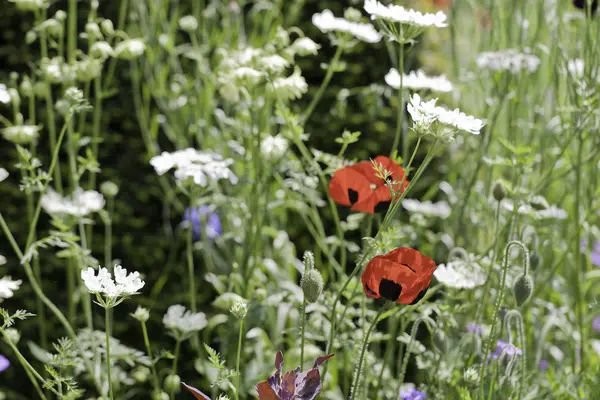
[230,299,248,319]
[85,22,102,40]
[513,274,534,307]
[54,10,67,21]
[179,15,199,32]
[529,251,541,270]
[344,7,362,22]
[90,41,114,60]
[4,328,20,345]
[302,250,315,272]
[132,366,151,383]
[114,39,146,60]
[76,58,103,82]
[100,181,119,198]
[20,77,33,97]
[44,19,63,38]
[433,330,448,354]
[12,0,45,12]
[25,30,37,44]
[131,306,149,322]
[529,195,549,211]
[33,81,48,97]
[492,180,506,201]
[152,391,169,400]
[100,19,114,36]
[463,366,479,387]
[301,269,324,303]
[163,374,181,394]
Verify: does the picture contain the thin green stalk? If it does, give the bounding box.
[186,206,196,312]
[300,297,307,368]
[573,134,585,371]
[105,307,114,400]
[141,320,161,392]
[396,317,435,396]
[391,41,405,159]
[350,306,386,400]
[302,45,344,124]
[235,318,244,400]
[170,339,182,400]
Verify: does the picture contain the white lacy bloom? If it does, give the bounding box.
[114,39,146,60]
[0,168,8,182]
[150,148,238,187]
[261,55,289,74]
[407,94,484,135]
[568,58,585,78]
[0,84,11,104]
[0,255,6,265]
[407,93,439,130]
[1,125,41,145]
[269,71,308,100]
[364,0,447,28]
[0,276,22,301]
[233,67,263,84]
[291,37,320,56]
[41,188,105,217]
[476,49,540,74]
[502,201,567,220]
[261,135,289,159]
[163,304,207,334]
[385,68,453,92]
[434,258,486,289]
[312,10,382,43]
[81,265,145,298]
[402,199,451,219]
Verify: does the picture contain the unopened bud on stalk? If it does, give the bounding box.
[164,374,181,394]
[463,367,479,386]
[100,19,114,36]
[492,180,506,201]
[230,299,248,319]
[433,330,448,354]
[301,269,324,303]
[152,391,169,400]
[513,274,534,307]
[529,251,541,270]
[132,366,151,383]
[100,181,119,198]
[179,15,199,32]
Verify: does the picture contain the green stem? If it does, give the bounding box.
[300,297,307,368]
[397,317,435,394]
[573,134,585,371]
[235,318,244,400]
[141,320,161,392]
[350,306,386,400]
[391,42,405,159]
[302,45,344,124]
[105,306,114,400]
[170,339,182,399]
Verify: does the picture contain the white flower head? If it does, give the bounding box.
[0,84,11,104]
[261,135,289,159]
[407,93,439,133]
[0,276,22,302]
[385,68,453,93]
[435,107,484,135]
[407,93,484,136]
[233,67,263,85]
[291,37,321,56]
[402,199,451,219]
[364,0,447,27]
[150,148,238,187]
[434,257,486,289]
[269,71,308,100]
[114,39,146,60]
[163,304,207,335]
[261,55,290,74]
[312,9,382,43]
[476,49,540,74]
[0,255,6,266]
[81,265,144,299]
[1,125,41,145]
[0,168,8,183]
[41,188,105,217]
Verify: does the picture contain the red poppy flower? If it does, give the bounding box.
[182,382,211,399]
[328,155,409,214]
[361,248,437,304]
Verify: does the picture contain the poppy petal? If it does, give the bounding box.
[256,381,279,400]
[329,168,372,207]
[352,185,392,214]
[313,353,334,368]
[182,383,212,400]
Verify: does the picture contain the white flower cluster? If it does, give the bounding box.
[163,304,207,334]
[291,37,321,56]
[364,0,447,28]
[312,9,382,43]
[261,135,289,159]
[1,125,41,145]
[41,188,105,217]
[114,39,146,60]
[434,257,487,289]
[385,68,453,93]
[502,200,568,220]
[0,84,11,104]
[402,199,451,219]
[0,276,22,302]
[150,148,238,187]
[408,94,484,135]
[81,265,145,298]
[269,71,308,100]
[0,167,8,182]
[476,49,540,74]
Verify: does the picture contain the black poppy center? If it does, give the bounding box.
[348,189,359,204]
[364,284,377,296]
[374,201,391,213]
[410,287,429,305]
[379,279,402,301]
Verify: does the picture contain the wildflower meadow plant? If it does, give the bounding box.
[0,0,599,399]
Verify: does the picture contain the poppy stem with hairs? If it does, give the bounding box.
[235,317,244,400]
[300,297,307,368]
[390,37,405,159]
[350,305,388,400]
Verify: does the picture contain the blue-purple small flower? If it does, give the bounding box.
[580,239,600,267]
[399,385,426,400]
[491,340,522,360]
[539,360,549,371]
[466,322,483,335]
[592,315,600,332]
[183,206,222,241]
[0,354,9,373]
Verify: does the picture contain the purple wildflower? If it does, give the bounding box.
[466,322,483,335]
[580,239,600,267]
[0,355,9,373]
[183,206,222,241]
[592,315,600,332]
[539,360,549,371]
[491,340,522,359]
[399,386,427,400]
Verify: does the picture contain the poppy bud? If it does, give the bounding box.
[513,274,534,307]
[164,374,181,394]
[530,251,541,270]
[301,269,324,303]
[492,180,506,201]
[433,330,448,354]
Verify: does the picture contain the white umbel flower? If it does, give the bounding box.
[163,305,208,334]
[233,67,263,85]
[81,265,145,298]
[312,9,382,43]
[291,37,321,56]
[434,258,486,289]
[0,168,8,182]
[385,68,453,92]
[407,93,439,132]
[1,125,41,145]
[364,0,447,28]
[41,188,105,217]
[435,107,484,135]
[407,93,484,135]
[261,135,289,159]
[402,199,451,219]
[150,148,238,187]
[0,276,22,301]
[261,55,290,74]
[269,71,308,100]
[476,49,540,74]
[0,84,11,104]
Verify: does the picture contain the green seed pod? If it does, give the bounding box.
[100,181,119,198]
[132,366,151,383]
[492,180,506,201]
[513,274,534,307]
[433,330,448,354]
[163,374,181,394]
[301,269,324,303]
[151,391,169,400]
